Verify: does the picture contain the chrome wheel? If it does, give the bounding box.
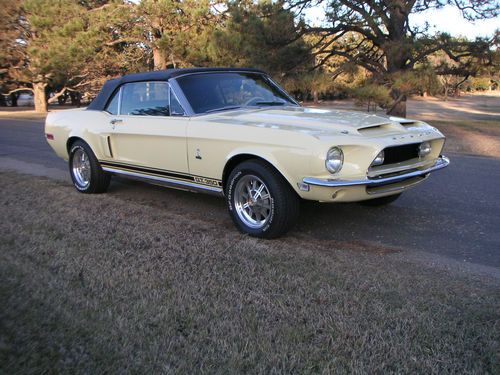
[234,175,272,229]
[72,147,91,188]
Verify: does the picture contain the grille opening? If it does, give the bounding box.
[370,168,419,179]
[366,175,426,194]
[382,143,420,165]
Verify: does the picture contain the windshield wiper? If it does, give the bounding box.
[204,105,243,114]
[253,101,287,106]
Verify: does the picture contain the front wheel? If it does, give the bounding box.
[69,140,110,194]
[226,160,300,238]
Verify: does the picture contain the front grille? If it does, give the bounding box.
[383,143,419,165]
[369,168,419,180]
[366,175,427,194]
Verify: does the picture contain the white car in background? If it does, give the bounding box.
[17,93,35,107]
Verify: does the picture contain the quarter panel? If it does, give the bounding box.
[45,109,113,161]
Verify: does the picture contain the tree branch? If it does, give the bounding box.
[105,37,142,46]
[1,87,34,96]
[47,87,79,103]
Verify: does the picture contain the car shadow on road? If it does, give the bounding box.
[107,175,410,254]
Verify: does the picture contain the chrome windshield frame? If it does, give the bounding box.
[168,78,195,116]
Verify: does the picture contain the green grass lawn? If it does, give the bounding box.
[0,172,498,374]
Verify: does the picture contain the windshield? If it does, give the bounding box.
[175,72,297,114]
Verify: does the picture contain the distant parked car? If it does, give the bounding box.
[45,68,449,238]
[17,93,35,107]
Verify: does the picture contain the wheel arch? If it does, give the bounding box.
[66,136,85,156]
[222,153,297,195]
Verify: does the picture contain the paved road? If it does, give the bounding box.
[1,117,499,268]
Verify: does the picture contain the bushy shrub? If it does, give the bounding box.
[352,84,391,111]
[466,77,491,91]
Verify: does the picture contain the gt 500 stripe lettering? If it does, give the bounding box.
[193,176,220,186]
[99,160,222,187]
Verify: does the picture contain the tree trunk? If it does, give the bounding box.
[10,93,19,107]
[33,82,48,113]
[70,91,81,107]
[153,48,168,71]
[169,54,177,69]
[312,90,319,104]
[383,25,412,118]
[384,65,409,117]
[386,89,407,117]
[387,98,406,117]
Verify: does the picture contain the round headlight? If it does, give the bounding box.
[371,150,385,166]
[419,141,431,157]
[325,147,344,174]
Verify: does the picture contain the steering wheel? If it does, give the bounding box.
[243,97,265,106]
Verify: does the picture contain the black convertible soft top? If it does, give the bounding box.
[87,67,265,111]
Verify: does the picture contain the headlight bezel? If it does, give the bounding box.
[325,147,344,174]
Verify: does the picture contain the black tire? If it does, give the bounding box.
[68,140,110,194]
[225,159,300,239]
[360,193,402,206]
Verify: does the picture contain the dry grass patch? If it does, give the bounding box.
[0,172,498,374]
[429,120,500,158]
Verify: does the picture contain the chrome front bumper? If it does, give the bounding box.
[303,155,450,188]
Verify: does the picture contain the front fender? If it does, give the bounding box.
[224,145,313,195]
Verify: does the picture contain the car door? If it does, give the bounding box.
[104,81,189,175]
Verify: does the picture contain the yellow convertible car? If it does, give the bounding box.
[45,68,449,238]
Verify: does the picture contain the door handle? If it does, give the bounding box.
[110,119,123,125]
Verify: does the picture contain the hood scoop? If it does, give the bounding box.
[389,116,422,129]
[357,123,394,134]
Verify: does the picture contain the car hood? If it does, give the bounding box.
[205,106,424,137]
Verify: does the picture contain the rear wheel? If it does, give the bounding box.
[69,140,110,194]
[360,193,402,206]
[226,160,300,238]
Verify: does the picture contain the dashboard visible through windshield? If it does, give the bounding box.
[175,72,297,114]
